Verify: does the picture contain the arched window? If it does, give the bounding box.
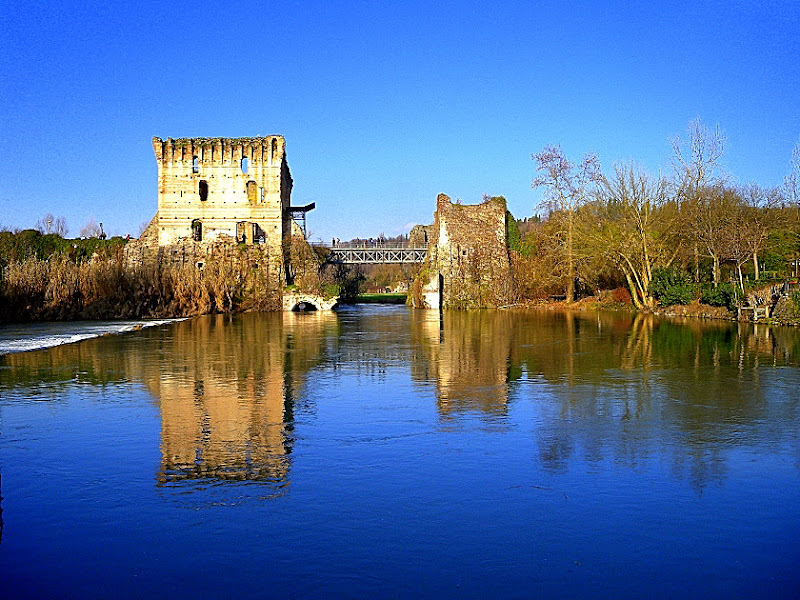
[192,156,199,174]
[191,219,202,242]
[199,180,208,202]
[241,157,249,174]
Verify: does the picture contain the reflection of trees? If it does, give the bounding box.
[2,308,799,494]
[412,308,800,490]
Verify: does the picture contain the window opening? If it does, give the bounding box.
[241,157,249,174]
[252,223,265,244]
[199,180,208,202]
[192,156,199,173]
[192,220,202,242]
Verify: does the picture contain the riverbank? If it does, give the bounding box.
[521,294,800,326]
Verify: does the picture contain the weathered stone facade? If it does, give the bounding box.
[123,135,337,311]
[150,136,292,277]
[411,194,516,309]
[409,224,432,247]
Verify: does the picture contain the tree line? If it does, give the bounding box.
[516,120,800,309]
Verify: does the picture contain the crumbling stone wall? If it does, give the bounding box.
[151,136,292,281]
[411,194,516,309]
[409,224,432,247]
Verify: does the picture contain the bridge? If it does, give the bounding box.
[315,242,427,264]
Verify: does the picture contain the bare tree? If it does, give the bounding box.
[35,213,56,234]
[671,118,727,195]
[784,136,800,206]
[53,216,68,237]
[591,163,680,308]
[735,184,780,282]
[80,216,102,238]
[532,145,601,301]
[683,185,741,286]
[671,119,728,284]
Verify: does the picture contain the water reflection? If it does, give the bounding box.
[0,312,337,496]
[411,310,513,418]
[1,308,799,497]
[145,312,336,491]
[410,309,800,491]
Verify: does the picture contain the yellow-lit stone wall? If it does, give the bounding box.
[152,136,292,279]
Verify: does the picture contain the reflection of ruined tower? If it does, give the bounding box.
[411,194,516,309]
[151,136,293,279]
[411,311,512,418]
[133,312,336,489]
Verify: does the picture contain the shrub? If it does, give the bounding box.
[791,291,800,313]
[701,282,737,309]
[611,286,632,304]
[650,267,695,306]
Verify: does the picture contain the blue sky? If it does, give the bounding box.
[2,0,799,241]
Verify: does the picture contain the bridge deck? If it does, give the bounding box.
[326,246,427,264]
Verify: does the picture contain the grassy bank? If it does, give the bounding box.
[354,293,408,304]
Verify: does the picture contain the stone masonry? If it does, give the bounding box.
[411,194,516,309]
[150,136,292,279]
[124,135,338,310]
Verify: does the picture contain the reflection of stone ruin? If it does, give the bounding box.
[412,311,512,418]
[125,136,332,310]
[140,312,335,487]
[411,194,516,309]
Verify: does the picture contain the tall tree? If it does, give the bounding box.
[784,136,800,206]
[735,184,780,282]
[589,164,680,308]
[532,145,600,301]
[683,185,740,286]
[671,119,728,285]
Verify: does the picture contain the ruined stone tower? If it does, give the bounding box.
[411,194,516,309]
[151,136,292,274]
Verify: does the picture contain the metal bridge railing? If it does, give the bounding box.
[326,246,427,264]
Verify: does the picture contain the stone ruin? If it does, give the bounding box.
[124,136,335,311]
[411,194,517,309]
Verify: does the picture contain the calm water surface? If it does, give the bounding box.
[0,306,799,598]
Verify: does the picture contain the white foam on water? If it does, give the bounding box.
[0,319,185,355]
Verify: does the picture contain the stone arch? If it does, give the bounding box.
[282,292,339,312]
[291,300,318,312]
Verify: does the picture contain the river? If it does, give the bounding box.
[0,306,798,598]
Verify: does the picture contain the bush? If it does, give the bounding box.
[610,286,632,304]
[650,267,695,306]
[701,282,737,309]
[791,291,800,313]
